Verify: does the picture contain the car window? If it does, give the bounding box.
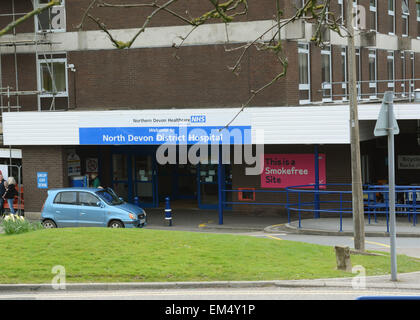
[54,192,77,205]
[79,192,100,206]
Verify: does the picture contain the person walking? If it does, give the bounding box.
[3,177,18,215]
[0,173,6,217]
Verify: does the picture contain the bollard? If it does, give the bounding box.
[164,197,172,226]
[134,196,139,207]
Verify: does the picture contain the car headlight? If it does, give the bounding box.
[129,213,137,220]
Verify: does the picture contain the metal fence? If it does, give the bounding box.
[222,184,420,232]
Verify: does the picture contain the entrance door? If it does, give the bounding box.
[174,164,197,200]
[197,163,232,210]
[112,153,158,208]
[198,163,219,209]
[132,154,158,207]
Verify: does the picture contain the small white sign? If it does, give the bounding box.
[398,155,420,170]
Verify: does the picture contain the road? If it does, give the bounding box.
[252,232,420,258]
[1,287,420,300]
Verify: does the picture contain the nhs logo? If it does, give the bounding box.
[190,115,206,123]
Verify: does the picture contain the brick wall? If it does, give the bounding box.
[22,146,68,212]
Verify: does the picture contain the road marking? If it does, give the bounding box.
[365,240,390,249]
[266,235,283,241]
[350,237,390,249]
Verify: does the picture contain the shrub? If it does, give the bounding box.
[0,214,43,235]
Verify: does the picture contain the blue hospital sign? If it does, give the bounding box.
[37,172,48,189]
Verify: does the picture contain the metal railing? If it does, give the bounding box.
[221,184,420,233]
[321,78,420,102]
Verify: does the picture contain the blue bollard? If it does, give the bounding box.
[134,196,139,207]
[165,197,172,226]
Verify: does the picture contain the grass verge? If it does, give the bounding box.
[0,228,419,284]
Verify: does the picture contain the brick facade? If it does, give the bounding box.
[22,146,68,212]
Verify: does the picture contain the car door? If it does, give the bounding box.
[52,191,79,227]
[78,191,106,227]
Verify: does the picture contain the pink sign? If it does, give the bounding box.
[261,154,326,188]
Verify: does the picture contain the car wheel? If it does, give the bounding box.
[108,220,124,228]
[42,219,57,229]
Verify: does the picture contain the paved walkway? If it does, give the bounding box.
[266,216,420,237]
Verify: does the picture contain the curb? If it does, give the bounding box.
[264,223,420,238]
[1,277,420,293]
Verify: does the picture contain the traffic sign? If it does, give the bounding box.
[374,92,399,137]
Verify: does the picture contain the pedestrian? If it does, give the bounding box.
[3,177,18,215]
[0,172,6,217]
[90,173,101,188]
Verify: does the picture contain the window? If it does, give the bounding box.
[321,45,332,102]
[298,43,310,104]
[401,52,406,97]
[54,192,77,205]
[387,51,395,88]
[341,47,348,101]
[369,0,377,31]
[388,0,395,35]
[368,49,377,99]
[35,0,66,33]
[356,48,361,99]
[402,0,409,37]
[417,2,420,39]
[79,192,100,207]
[338,0,345,23]
[37,55,68,97]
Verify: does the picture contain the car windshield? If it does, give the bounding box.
[95,188,124,205]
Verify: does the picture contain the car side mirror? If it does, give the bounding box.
[97,201,105,208]
[119,197,124,202]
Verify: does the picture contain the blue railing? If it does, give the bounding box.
[222,184,420,232]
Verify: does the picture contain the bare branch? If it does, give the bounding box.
[0,1,60,37]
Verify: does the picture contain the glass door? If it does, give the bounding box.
[112,154,130,202]
[112,153,158,208]
[174,164,197,200]
[198,163,219,209]
[132,154,158,208]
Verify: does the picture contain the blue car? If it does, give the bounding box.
[41,187,146,229]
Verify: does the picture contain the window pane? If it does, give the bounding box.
[79,192,99,206]
[321,54,331,83]
[299,52,308,84]
[40,62,66,93]
[55,192,77,205]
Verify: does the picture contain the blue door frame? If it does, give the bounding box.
[110,146,158,208]
[110,146,230,210]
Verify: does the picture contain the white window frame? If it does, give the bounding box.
[37,56,69,98]
[34,0,66,33]
[387,51,395,89]
[402,0,409,37]
[321,46,332,102]
[369,0,377,32]
[368,49,377,99]
[298,43,311,105]
[388,0,395,35]
[341,47,348,101]
[417,3,420,39]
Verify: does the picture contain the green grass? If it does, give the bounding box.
[0,228,419,284]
